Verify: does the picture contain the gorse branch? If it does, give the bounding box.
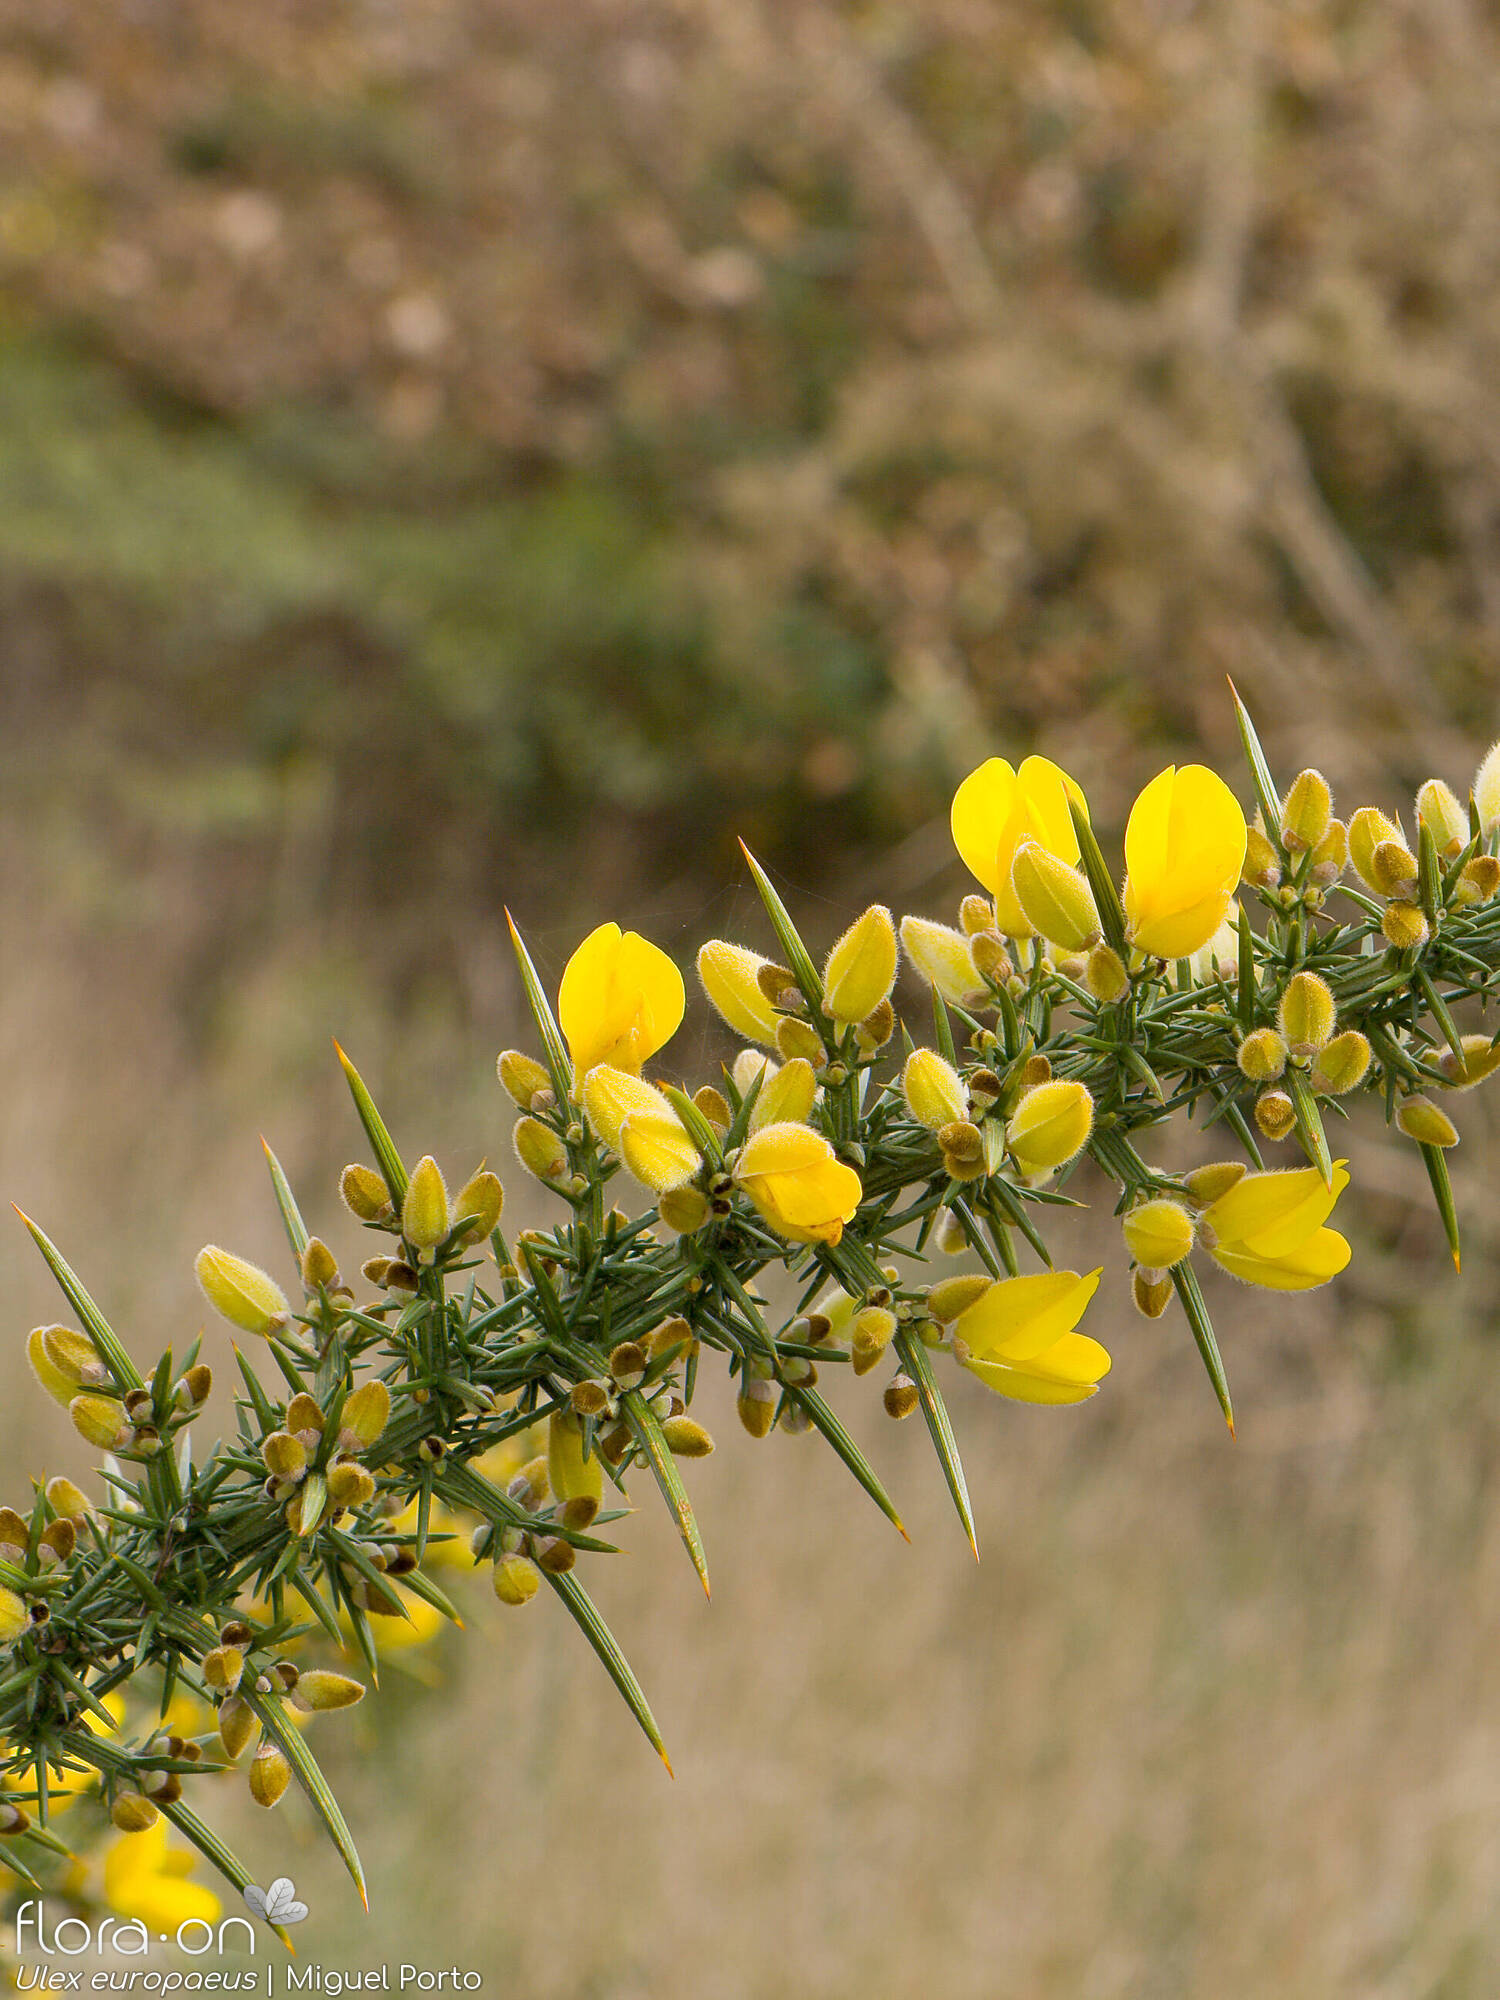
[4,696,1500,1919]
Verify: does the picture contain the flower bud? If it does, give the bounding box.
[1009,841,1101,952]
[203,1646,244,1695]
[402,1156,450,1257]
[493,1554,541,1605]
[180,1364,213,1407]
[1085,944,1130,1003]
[1474,739,1500,838]
[775,1017,825,1065]
[1312,1030,1373,1096]
[27,1328,80,1407]
[883,1374,920,1420]
[1308,819,1348,886]
[755,961,801,1011]
[452,1170,505,1246]
[1254,1088,1296,1142]
[1436,1033,1500,1090]
[1348,807,1405,892]
[751,1057,819,1131]
[658,1185,711,1234]
[1371,838,1418,897]
[934,1208,970,1254]
[45,1477,91,1522]
[261,1431,307,1482]
[195,1248,291,1339]
[851,1306,897,1377]
[300,1239,339,1293]
[1416,778,1467,858]
[856,999,896,1054]
[1381,901,1430,951]
[1007,1080,1094,1176]
[1396,1097,1459,1147]
[1280,770,1332,852]
[1132,1270,1173,1318]
[326,1463,376,1511]
[248,1743,291,1809]
[823,905,898,1023]
[41,1325,107,1390]
[898,916,987,1008]
[70,1395,131,1451]
[1277,971,1336,1059]
[294,1670,366,1712]
[111,1795,160,1834]
[1121,1200,1194,1270]
[219,1697,257,1760]
[533,1535,576,1576]
[959,894,995,935]
[902,1050,967,1131]
[662,1416,715,1458]
[497,1050,553,1108]
[340,1379,391,1450]
[1458,855,1500,905]
[1242,824,1282,889]
[1237,1028,1287,1082]
[514,1116,570,1184]
[736,1378,776,1438]
[339,1164,393,1224]
[1182,1161,1247,1207]
[693,1086,732,1130]
[696,941,783,1045]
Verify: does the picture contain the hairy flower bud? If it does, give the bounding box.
[927,1275,994,1324]
[1370,839,1419,898]
[1010,841,1101,952]
[823,906,898,1023]
[514,1116,570,1184]
[493,1554,541,1606]
[1281,770,1333,853]
[902,1050,967,1131]
[658,1185,711,1234]
[1312,1030,1373,1096]
[248,1743,291,1809]
[899,916,987,1008]
[1396,1097,1459,1147]
[452,1170,505,1246]
[1381,901,1430,951]
[1436,1033,1500,1090]
[736,1377,776,1438]
[1241,824,1281,889]
[1308,819,1348,887]
[1182,1161,1247,1208]
[1132,1270,1174,1318]
[1348,807,1405,893]
[1277,971,1336,1060]
[1254,1088,1296,1142]
[196,1248,291,1339]
[697,941,783,1045]
[851,1306,897,1377]
[294,1670,366,1712]
[402,1155,450,1258]
[1416,778,1467,859]
[497,1050,553,1109]
[1007,1080,1094,1176]
[1121,1200,1194,1270]
[339,1163,393,1224]
[1085,943,1130,1003]
[1237,1028,1288,1082]
[884,1374,920,1420]
[70,1394,131,1451]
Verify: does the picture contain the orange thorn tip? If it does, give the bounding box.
[1453,1250,1463,1273]
[1226,1414,1237,1439]
[658,1747,675,1779]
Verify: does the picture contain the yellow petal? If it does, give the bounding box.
[619,1109,700,1192]
[750,1057,818,1131]
[1210,1227,1351,1290]
[735,1121,830,1178]
[558,923,683,1074]
[951,759,1018,894]
[961,1329,1111,1402]
[1203,1162,1349,1258]
[582,1064,670,1151]
[954,1268,1101,1362]
[1123,765,1246,954]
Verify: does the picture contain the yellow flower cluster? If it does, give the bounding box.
[5,691,1500,1918]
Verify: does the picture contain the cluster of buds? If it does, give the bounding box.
[4,689,1500,1919]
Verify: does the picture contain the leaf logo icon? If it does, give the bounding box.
[244,1877,309,1925]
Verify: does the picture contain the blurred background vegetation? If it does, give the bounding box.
[4,0,1500,1992]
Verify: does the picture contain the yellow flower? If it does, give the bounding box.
[732,1123,862,1246]
[1200,1161,1351,1290]
[697,941,781,1045]
[581,1066,700,1192]
[558,922,684,1077]
[103,1821,221,1933]
[1123,765,1247,959]
[749,1057,818,1131]
[902,1049,967,1131]
[953,1269,1108,1405]
[951,756,1090,937]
